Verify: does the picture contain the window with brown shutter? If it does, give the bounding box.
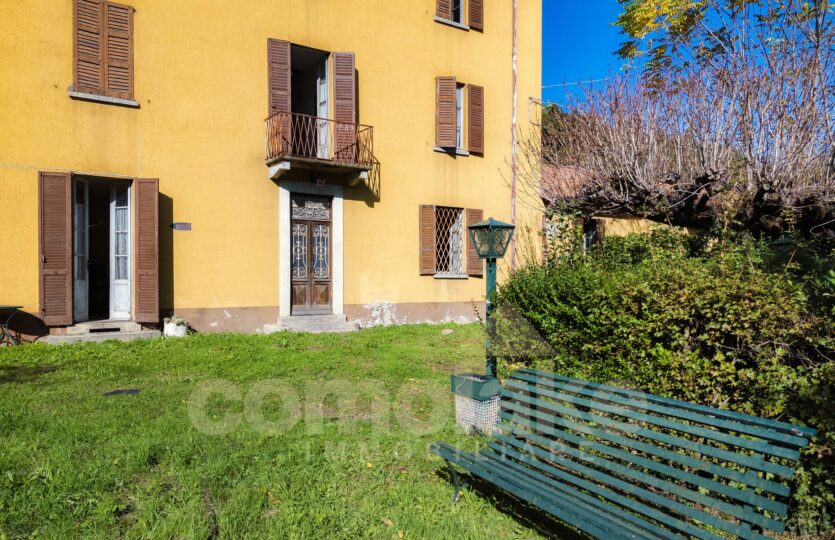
[73,0,135,100]
[467,84,484,154]
[420,205,483,278]
[39,172,73,326]
[469,0,484,30]
[436,76,457,148]
[134,178,159,323]
[466,208,484,276]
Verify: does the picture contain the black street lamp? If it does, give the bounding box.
[468,217,515,378]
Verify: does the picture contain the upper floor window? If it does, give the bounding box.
[435,77,484,155]
[435,0,483,31]
[71,0,137,106]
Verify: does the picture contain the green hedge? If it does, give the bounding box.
[495,230,834,533]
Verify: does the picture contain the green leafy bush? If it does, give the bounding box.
[495,230,834,533]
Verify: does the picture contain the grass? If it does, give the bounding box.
[0,324,555,539]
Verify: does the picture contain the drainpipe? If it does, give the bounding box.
[510,0,518,271]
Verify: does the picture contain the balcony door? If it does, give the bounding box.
[290,194,332,315]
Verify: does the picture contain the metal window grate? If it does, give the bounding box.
[435,206,465,276]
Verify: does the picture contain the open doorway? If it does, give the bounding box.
[73,177,131,322]
[291,44,330,159]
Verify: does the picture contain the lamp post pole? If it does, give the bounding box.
[485,257,498,379]
[467,217,515,381]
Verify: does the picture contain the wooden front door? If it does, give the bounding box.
[290,195,332,315]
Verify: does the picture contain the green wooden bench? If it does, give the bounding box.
[431,369,816,540]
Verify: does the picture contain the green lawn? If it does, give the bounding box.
[0,324,554,539]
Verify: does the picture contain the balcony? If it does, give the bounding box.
[265,112,374,175]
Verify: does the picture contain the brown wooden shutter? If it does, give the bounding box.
[469,0,484,30]
[134,178,159,323]
[332,52,357,162]
[466,208,484,276]
[104,2,134,99]
[74,0,104,94]
[436,0,452,20]
[436,76,457,148]
[268,39,292,154]
[39,172,73,326]
[467,84,484,154]
[268,39,291,116]
[419,205,436,275]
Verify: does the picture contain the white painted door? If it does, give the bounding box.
[73,179,89,322]
[110,182,131,320]
[316,58,330,159]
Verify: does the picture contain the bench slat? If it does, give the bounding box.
[518,369,816,438]
[505,379,801,461]
[499,405,791,497]
[487,439,730,540]
[477,450,681,540]
[498,415,788,516]
[513,371,810,448]
[497,424,785,530]
[502,387,798,476]
[431,443,647,540]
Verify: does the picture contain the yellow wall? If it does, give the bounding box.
[0,1,542,326]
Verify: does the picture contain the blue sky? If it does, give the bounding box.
[541,1,628,104]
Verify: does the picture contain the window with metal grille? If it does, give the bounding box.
[435,206,465,276]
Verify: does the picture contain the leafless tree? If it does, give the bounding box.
[522,0,835,237]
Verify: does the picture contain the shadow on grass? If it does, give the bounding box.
[436,469,591,539]
[0,365,58,385]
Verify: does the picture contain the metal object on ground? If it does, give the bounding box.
[451,373,501,435]
[0,306,22,346]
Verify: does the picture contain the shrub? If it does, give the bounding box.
[495,231,834,533]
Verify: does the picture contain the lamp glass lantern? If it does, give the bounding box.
[467,217,515,379]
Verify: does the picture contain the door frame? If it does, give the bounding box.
[279,181,343,318]
[71,175,134,323]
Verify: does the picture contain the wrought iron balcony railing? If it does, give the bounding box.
[265,112,374,170]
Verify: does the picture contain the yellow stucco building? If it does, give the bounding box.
[0,0,542,339]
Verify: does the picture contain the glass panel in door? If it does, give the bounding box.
[316,59,330,159]
[73,179,89,322]
[110,182,131,320]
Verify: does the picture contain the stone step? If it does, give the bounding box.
[45,329,161,345]
[65,320,143,335]
[264,314,360,334]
